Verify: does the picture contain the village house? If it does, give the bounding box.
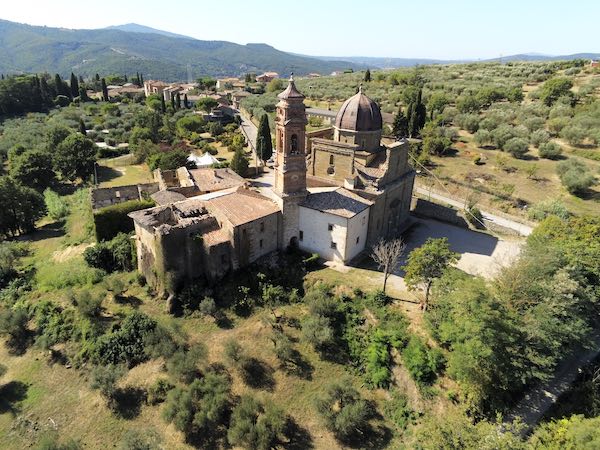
[256,72,279,83]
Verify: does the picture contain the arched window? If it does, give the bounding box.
[329,154,334,165]
[291,134,298,154]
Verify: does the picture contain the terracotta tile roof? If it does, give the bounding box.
[151,190,187,206]
[301,188,372,218]
[188,168,245,193]
[202,227,229,246]
[207,188,280,226]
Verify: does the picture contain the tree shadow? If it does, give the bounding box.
[241,358,276,391]
[282,350,314,380]
[17,221,66,242]
[96,165,123,184]
[215,312,234,329]
[0,381,28,415]
[114,295,142,308]
[283,416,314,449]
[114,386,146,420]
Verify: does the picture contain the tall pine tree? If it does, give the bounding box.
[256,113,273,161]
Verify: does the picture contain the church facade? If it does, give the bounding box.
[129,77,415,292]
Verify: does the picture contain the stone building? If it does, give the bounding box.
[128,76,415,292]
[305,87,415,246]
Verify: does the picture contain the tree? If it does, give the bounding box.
[403,238,459,310]
[53,134,96,182]
[406,88,427,137]
[371,238,405,293]
[90,364,126,410]
[0,308,29,352]
[166,344,206,383]
[195,97,218,113]
[315,381,372,443]
[556,159,596,196]
[539,77,573,106]
[0,176,46,238]
[529,415,600,448]
[392,106,409,139]
[69,72,79,98]
[176,92,181,109]
[538,141,563,160]
[427,91,449,119]
[503,137,529,159]
[256,113,273,161]
[160,96,166,114]
[101,78,109,102]
[9,149,56,191]
[183,94,189,109]
[364,69,371,82]
[227,396,286,450]
[230,147,249,177]
[46,125,72,151]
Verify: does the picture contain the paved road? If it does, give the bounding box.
[237,110,260,164]
[415,185,534,236]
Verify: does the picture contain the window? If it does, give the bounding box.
[330,241,337,249]
[328,224,333,231]
[356,236,360,244]
[291,134,298,153]
[260,221,265,232]
[259,239,263,249]
[299,230,304,241]
[329,154,334,165]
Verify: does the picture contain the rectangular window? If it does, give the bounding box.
[329,154,334,165]
[328,224,333,231]
[260,222,265,232]
[330,241,337,249]
[259,239,263,249]
[299,230,304,241]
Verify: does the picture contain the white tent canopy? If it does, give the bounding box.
[188,152,219,168]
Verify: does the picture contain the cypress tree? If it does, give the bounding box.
[95,73,100,82]
[79,75,84,84]
[54,74,64,96]
[101,78,109,102]
[70,72,79,98]
[124,74,128,82]
[364,69,371,82]
[170,93,175,110]
[176,92,181,109]
[31,76,43,112]
[392,106,409,139]
[140,73,144,85]
[160,95,166,113]
[183,94,189,109]
[1,74,4,80]
[230,147,249,176]
[79,86,89,102]
[79,118,87,135]
[40,77,52,105]
[256,113,273,161]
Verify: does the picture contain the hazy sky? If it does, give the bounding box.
[1,0,598,59]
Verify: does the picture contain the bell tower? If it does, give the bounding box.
[273,75,308,248]
[274,74,307,195]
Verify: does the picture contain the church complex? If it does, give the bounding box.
[129,76,415,292]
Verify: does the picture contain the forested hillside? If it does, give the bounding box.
[0,19,362,81]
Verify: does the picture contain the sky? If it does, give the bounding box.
[1,0,598,60]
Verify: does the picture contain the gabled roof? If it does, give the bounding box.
[206,188,280,226]
[301,188,372,218]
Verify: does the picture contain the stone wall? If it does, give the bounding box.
[410,197,469,228]
[91,183,159,210]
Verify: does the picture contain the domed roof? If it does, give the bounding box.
[335,88,382,132]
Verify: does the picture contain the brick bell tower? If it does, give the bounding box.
[273,74,308,248]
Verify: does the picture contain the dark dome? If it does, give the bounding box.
[335,89,382,132]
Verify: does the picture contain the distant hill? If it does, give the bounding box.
[103,23,192,40]
[486,52,600,62]
[0,20,364,81]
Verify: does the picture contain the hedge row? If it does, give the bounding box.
[93,199,154,241]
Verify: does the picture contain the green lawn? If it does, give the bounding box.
[97,154,153,188]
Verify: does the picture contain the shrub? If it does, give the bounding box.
[302,314,335,351]
[166,344,206,383]
[73,290,103,318]
[538,141,563,160]
[466,206,484,228]
[402,336,445,386]
[503,137,529,159]
[0,307,29,351]
[315,381,372,443]
[90,364,126,410]
[557,159,596,195]
[528,199,570,221]
[224,338,243,366]
[93,199,154,241]
[83,233,135,273]
[530,129,550,147]
[227,396,286,450]
[365,329,392,388]
[383,390,419,432]
[198,297,217,317]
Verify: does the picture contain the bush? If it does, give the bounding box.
[73,290,103,318]
[315,381,372,443]
[503,137,529,159]
[538,141,563,160]
[557,159,596,195]
[383,390,419,432]
[401,336,445,386]
[166,344,206,383]
[90,364,126,409]
[0,307,29,351]
[530,129,550,147]
[84,233,135,273]
[228,396,286,450]
[93,199,154,241]
[302,314,335,351]
[528,199,570,221]
[198,297,217,317]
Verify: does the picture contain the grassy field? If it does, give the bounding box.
[96,154,154,188]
